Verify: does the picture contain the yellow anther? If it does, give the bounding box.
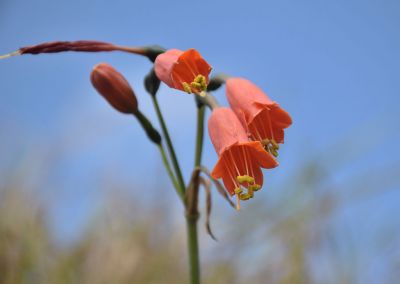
[247,188,254,198]
[249,184,261,191]
[192,75,207,91]
[261,139,280,157]
[182,75,208,94]
[234,187,243,194]
[271,139,279,150]
[269,147,279,157]
[236,175,255,184]
[239,193,251,200]
[190,82,202,90]
[194,75,205,83]
[182,82,192,93]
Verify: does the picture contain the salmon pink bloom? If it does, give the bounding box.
[209,108,278,210]
[226,78,292,156]
[154,48,212,94]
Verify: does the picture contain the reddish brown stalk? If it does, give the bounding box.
[1,40,165,62]
[18,40,146,55]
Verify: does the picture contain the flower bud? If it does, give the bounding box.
[144,68,161,97]
[91,63,138,114]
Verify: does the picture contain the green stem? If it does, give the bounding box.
[186,103,205,284]
[194,105,205,167]
[157,144,182,200]
[186,217,200,284]
[151,96,186,195]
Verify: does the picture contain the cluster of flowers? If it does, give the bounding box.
[153,49,292,209]
[2,41,292,210]
[91,47,292,209]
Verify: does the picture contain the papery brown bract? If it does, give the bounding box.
[91,63,138,114]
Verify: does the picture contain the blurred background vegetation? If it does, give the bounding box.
[0,127,398,284]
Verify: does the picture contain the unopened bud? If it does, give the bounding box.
[144,68,161,96]
[91,63,138,114]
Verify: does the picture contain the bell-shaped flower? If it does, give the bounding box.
[209,108,278,209]
[154,48,212,94]
[226,78,292,156]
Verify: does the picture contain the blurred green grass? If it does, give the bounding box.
[0,139,398,284]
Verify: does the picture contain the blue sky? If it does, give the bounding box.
[1,0,399,278]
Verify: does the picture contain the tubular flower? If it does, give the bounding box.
[154,48,212,94]
[209,108,278,210]
[226,78,292,156]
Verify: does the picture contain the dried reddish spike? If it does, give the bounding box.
[20,41,112,54]
[17,40,146,56]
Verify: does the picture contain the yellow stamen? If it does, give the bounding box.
[234,187,243,194]
[182,82,192,93]
[194,75,203,83]
[269,146,279,157]
[249,184,261,191]
[271,139,279,150]
[192,75,207,91]
[261,138,280,157]
[190,82,202,90]
[182,75,208,94]
[239,193,251,200]
[236,175,254,184]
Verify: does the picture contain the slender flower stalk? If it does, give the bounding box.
[150,96,186,195]
[158,144,180,197]
[185,101,206,284]
[90,63,182,199]
[194,103,206,167]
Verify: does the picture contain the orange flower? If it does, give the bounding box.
[154,48,212,94]
[226,78,292,156]
[209,108,278,209]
